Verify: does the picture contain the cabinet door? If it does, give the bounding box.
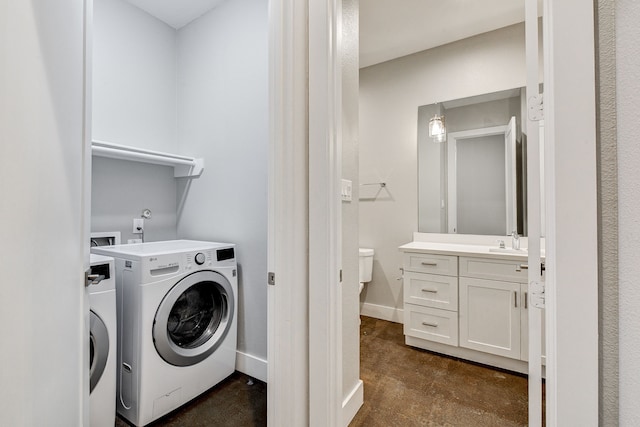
[520,283,546,363]
[459,277,520,359]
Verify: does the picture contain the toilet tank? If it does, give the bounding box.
[359,248,374,283]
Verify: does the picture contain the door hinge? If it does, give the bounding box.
[268,272,275,286]
[528,93,544,121]
[529,281,545,309]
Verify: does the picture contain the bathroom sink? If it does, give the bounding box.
[488,247,528,254]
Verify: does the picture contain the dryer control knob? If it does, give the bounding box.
[194,253,206,265]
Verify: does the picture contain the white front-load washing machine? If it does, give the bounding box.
[89,254,117,427]
[91,240,238,426]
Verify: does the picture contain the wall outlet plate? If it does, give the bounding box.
[132,218,144,234]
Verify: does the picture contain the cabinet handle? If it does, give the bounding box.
[421,321,438,328]
[421,261,438,266]
[525,291,528,309]
[514,291,518,308]
[519,264,529,270]
[421,288,438,293]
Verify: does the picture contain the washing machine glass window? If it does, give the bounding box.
[153,270,235,367]
[89,310,109,393]
[168,281,224,348]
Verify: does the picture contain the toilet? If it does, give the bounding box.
[359,248,374,294]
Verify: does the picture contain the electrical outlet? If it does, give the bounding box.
[133,218,144,234]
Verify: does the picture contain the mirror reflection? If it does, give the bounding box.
[418,88,529,235]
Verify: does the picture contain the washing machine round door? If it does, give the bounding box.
[153,270,235,366]
[89,310,109,393]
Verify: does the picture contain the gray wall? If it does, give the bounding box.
[359,24,529,316]
[92,0,180,240]
[341,0,361,405]
[92,0,177,152]
[176,0,268,363]
[91,157,178,242]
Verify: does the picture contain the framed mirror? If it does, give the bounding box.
[418,87,531,236]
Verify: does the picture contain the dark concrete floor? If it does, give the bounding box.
[114,371,267,427]
[350,316,530,427]
[113,316,532,426]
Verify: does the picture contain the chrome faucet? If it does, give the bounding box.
[511,230,520,250]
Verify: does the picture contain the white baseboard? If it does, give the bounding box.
[341,379,363,426]
[236,350,268,383]
[360,302,403,323]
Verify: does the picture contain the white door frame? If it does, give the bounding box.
[269,0,599,425]
[308,0,343,425]
[268,0,344,425]
[542,0,598,425]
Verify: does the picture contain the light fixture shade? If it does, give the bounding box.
[429,114,446,142]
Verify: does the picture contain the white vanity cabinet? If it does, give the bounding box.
[400,244,544,374]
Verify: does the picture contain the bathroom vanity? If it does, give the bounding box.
[400,234,545,374]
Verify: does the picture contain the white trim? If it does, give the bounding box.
[404,336,542,375]
[360,303,404,324]
[235,351,268,383]
[341,380,363,427]
[308,0,343,424]
[525,0,543,425]
[543,0,598,425]
[267,0,309,425]
[82,1,93,425]
[505,116,517,235]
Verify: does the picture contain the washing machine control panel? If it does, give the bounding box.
[194,252,206,265]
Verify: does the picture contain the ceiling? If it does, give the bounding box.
[123,0,226,29]
[360,0,540,68]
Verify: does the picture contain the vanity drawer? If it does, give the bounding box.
[459,256,528,283]
[404,304,458,346]
[403,252,458,276]
[404,272,458,311]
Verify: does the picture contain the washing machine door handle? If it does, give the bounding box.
[85,270,105,287]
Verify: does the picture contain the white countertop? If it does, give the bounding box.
[399,241,545,261]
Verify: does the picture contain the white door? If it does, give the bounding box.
[267,0,311,425]
[0,0,91,425]
[524,0,544,425]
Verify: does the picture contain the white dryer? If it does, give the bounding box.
[91,240,238,427]
[88,254,117,427]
